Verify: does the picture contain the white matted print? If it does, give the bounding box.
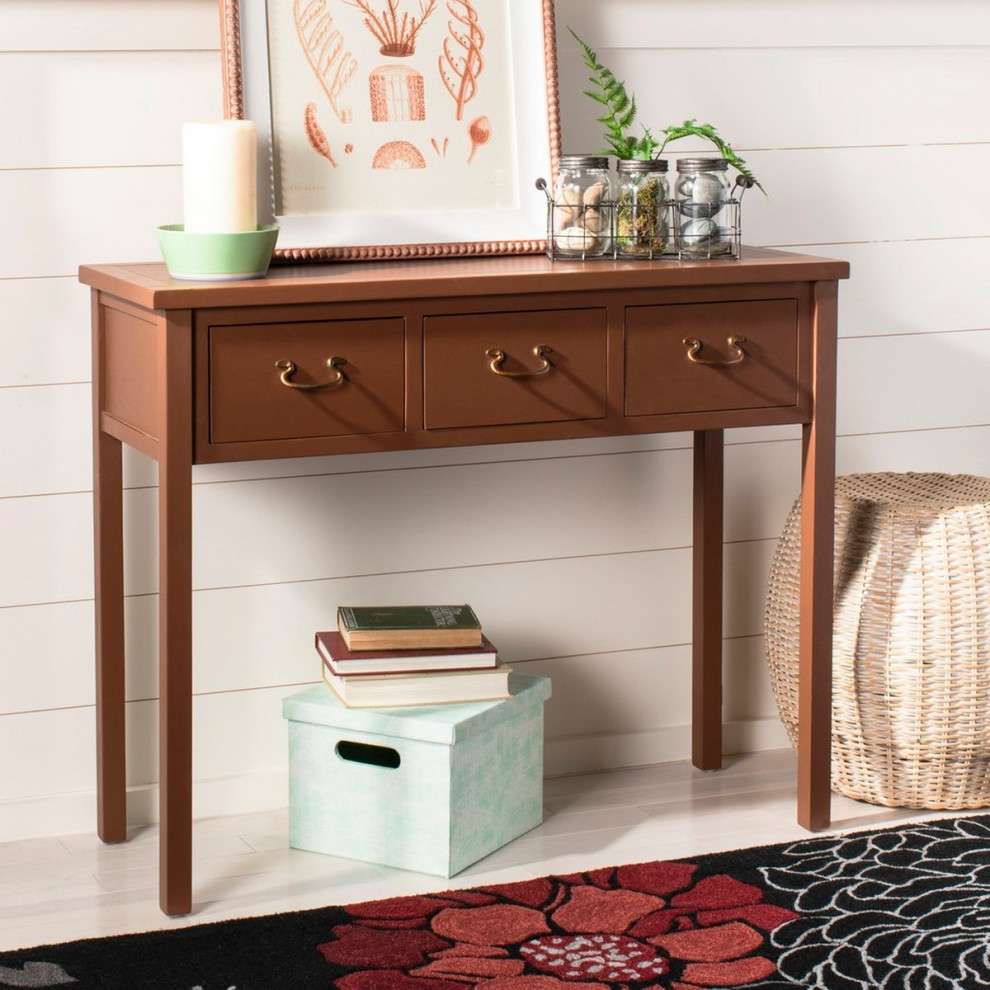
[221,0,561,261]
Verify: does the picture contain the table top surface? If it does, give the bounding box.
[79,247,850,312]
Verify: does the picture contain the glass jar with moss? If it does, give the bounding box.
[615,159,669,259]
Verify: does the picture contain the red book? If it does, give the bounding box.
[315,630,499,676]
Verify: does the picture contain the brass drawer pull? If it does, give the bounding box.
[683,334,747,366]
[486,345,553,378]
[276,356,347,389]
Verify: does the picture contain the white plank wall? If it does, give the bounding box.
[0,0,987,841]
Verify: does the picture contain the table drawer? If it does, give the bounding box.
[624,299,799,417]
[209,318,405,444]
[424,308,607,430]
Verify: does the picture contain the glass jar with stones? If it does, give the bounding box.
[551,155,612,258]
[675,157,733,258]
[615,158,669,258]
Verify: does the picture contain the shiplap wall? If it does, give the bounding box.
[1,0,988,841]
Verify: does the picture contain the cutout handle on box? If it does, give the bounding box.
[336,740,401,769]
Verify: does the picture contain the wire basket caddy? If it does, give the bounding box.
[535,175,751,262]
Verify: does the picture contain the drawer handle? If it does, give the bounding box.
[683,335,747,366]
[275,357,347,390]
[486,345,553,378]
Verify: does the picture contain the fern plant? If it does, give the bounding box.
[569,28,658,161]
[658,120,763,193]
[569,28,764,192]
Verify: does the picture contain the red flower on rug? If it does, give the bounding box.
[316,861,800,990]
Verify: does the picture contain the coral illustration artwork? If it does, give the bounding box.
[288,0,493,176]
[345,0,438,57]
[439,0,485,120]
[265,0,526,227]
[372,140,427,169]
[466,114,489,163]
[369,64,425,121]
[294,0,358,124]
[304,102,338,166]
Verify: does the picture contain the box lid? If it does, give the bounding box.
[282,673,551,745]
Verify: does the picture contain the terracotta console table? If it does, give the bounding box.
[81,248,848,915]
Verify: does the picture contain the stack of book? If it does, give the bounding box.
[315,605,510,708]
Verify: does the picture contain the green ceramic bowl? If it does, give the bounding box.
[156,224,279,281]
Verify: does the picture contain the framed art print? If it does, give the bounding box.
[221,0,562,261]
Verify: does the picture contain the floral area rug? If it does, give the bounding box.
[4,813,990,989]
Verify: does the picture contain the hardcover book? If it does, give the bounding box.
[321,662,513,708]
[337,604,483,650]
[315,630,498,676]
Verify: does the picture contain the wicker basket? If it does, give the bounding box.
[765,472,990,809]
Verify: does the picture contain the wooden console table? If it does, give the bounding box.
[81,248,848,916]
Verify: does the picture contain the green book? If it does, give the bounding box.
[337,605,482,650]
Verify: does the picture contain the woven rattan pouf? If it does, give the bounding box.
[765,472,990,809]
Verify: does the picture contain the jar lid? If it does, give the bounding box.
[558,154,610,170]
[676,157,728,172]
[616,158,668,173]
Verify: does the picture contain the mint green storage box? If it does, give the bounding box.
[282,674,551,876]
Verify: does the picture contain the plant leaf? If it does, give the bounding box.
[660,119,765,192]
[569,27,765,189]
[582,89,610,106]
[569,26,644,162]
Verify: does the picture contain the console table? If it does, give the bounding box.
[81,247,848,916]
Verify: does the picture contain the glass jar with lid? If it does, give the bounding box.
[674,157,733,258]
[615,158,669,258]
[551,155,612,258]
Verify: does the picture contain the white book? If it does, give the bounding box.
[321,663,513,708]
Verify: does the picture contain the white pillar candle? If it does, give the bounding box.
[182,120,258,233]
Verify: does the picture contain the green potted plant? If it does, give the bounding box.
[569,29,762,184]
[569,29,762,258]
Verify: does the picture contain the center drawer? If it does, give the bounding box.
[208,317,405,444]
[424,308,607,430]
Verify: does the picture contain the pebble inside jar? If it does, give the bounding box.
[675,158,733,257]
[552,155,612,258]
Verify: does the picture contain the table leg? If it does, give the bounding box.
[692,429,724,771]
[797,281,838,830]
[94,428,127,843]
[158,315,194,916]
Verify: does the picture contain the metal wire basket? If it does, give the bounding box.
[536,175,749,262]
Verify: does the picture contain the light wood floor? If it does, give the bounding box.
[0,749,969,952]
